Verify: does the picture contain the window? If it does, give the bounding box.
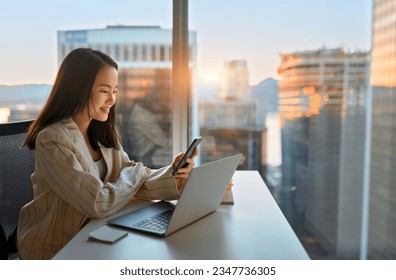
[124,44,129,61]
[160,45,166,61]
[0,0,181,168]
[151,45,156,61]
[189,0,375,259]
[133,44,139,61]
[141,44,147,62]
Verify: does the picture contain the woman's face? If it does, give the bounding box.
[88,64,118,122]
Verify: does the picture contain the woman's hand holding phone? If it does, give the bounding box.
[171,137,202,176]
[172,147,198,192]
[172,137,201,192]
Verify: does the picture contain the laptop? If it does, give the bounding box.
[107,153,242,236]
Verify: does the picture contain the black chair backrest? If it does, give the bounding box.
[0,120,34,259]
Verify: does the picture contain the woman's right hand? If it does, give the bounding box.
[126,160,151,174]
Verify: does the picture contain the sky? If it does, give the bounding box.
[0,0,372,86]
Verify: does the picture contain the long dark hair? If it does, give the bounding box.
[24,48,120,150]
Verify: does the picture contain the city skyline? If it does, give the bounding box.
[0,0,371,86]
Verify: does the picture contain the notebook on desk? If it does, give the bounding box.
[107,153,242,237]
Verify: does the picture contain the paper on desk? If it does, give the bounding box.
[221,190,235,204]
[88,225,128,243]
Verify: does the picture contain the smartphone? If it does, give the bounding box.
[172,136,202,176]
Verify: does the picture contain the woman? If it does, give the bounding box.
[18,48,197,259]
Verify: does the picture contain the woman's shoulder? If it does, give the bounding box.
[37,118,79,144]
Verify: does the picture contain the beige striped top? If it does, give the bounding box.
[17,118,179,260]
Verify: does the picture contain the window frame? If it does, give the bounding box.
[172,0,190,156]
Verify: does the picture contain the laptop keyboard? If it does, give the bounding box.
[133,210,173,232]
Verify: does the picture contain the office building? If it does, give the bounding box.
[58,26,196,167]
[278,48,369,258]
[199,60,265,172]
[218,60,250,100]
[199,99,256,129]
[368,0,396,259]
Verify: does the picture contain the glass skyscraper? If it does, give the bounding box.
[368,0,396,259]
[278,48,369,258]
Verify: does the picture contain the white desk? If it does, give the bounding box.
[53,171,310,260]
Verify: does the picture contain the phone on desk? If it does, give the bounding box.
[172,137,202,176]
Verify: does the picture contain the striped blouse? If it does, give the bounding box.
[17,118,179,260]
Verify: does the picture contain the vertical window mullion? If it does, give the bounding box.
[172,0,189,156]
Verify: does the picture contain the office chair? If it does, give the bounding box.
[0,120,34,259]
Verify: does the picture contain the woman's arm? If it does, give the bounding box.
[135,165,180,201]
[134,147,198,200]
[35,128,148,219]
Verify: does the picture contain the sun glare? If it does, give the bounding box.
[198,71,219,84]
